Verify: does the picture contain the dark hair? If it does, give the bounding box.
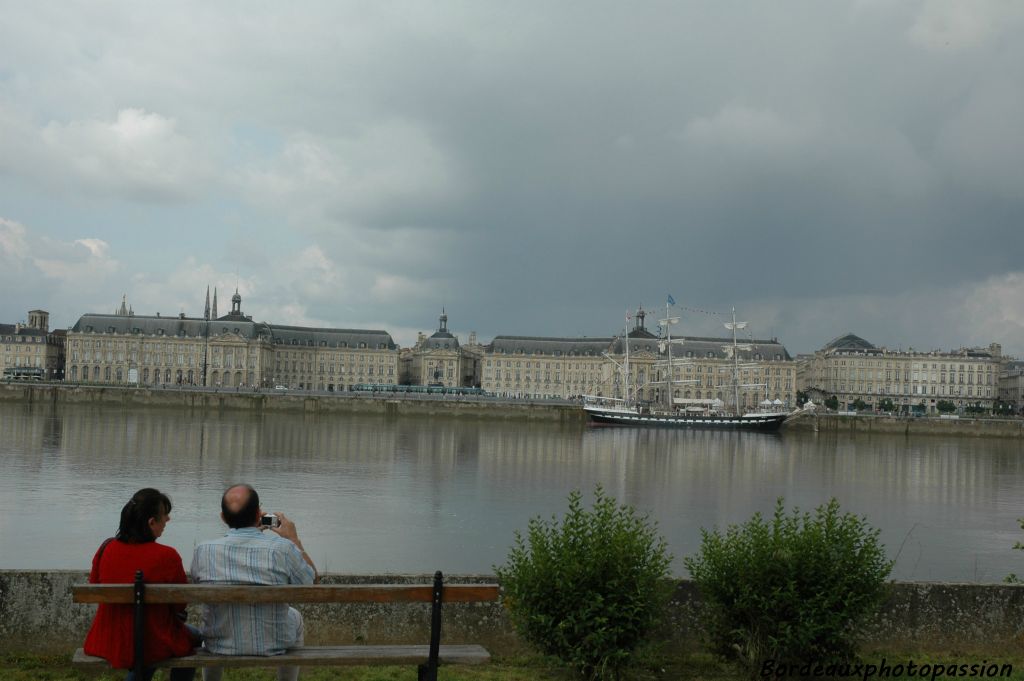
[116,488,172,544]
[222,484,260,529]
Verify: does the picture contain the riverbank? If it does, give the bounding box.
[783,411,1024,438]
[0,382,584,423]
[4,383,1024,436]
[3,571,1023,657]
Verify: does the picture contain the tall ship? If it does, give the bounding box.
[582,304,791,431]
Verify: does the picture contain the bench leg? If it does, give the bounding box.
[417,571,443,681]
[133,570,146,681]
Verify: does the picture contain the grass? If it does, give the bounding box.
[1,652,1019,681]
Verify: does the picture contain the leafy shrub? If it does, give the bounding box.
[494,487,672,680]
[684,499,892,675]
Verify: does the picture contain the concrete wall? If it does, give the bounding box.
[3,571,1023,656]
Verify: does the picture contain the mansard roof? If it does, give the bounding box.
[423,329,459,350]
[70,313,272,339]
[69,313,395,349]
[489,335,614,356]
[823,333,876,352]
[664,336,793,361]
[268,324,397,349]
[610,336,663,355]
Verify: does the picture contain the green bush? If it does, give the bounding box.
[684,499,892,675]
[494,487,672,680]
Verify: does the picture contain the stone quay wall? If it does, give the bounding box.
[2,571,1023,656]
[783,412,1024,438]
[6,384,1024,436]
[0,383,585,423]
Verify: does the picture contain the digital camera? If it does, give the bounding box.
[260,513,281,529]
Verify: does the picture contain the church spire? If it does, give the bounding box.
[204,286,211,320]
[212,288,218,319]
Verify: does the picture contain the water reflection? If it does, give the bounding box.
[1,403,1022,581]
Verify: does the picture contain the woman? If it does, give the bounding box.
[83,488,199,681]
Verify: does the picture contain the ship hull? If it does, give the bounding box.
[584,407,788,432]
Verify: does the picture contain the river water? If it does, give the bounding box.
[2,402,1023,582]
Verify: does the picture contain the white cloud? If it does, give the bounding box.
[33,239,119,283]
[0,106,214,202]
[0,218,120,286]
[41,108,212,200]
[0,216,121,324]
[0,218,31,264]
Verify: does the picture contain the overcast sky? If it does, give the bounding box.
[1,1,1022,355]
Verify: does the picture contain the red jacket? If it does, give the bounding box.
[82,539,197,668]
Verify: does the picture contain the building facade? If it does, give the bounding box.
[1,309,66,380]
[65,292,398,389]
[402,311,482,388]
[480,308,797,409]
[801,333,1004,414]
[997,361,1024,413]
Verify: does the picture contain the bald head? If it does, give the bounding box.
[221,484,260,528]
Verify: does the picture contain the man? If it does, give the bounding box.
[191,484,317,681]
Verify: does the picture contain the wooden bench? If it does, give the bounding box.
[73,570,499,681]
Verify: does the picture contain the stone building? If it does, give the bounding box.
[800,333,1004,414]
[997,361,1024,413]
[482,335,617,399]
[1,309,66,380]
[404,311,479,387]
[648,334,796,411]
[65,291,398,389]
[479,307,797,410]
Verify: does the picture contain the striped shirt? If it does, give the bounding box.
[190,527,315,655]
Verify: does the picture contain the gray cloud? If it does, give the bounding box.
[1,1,1022,356]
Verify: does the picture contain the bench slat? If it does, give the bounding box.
[73,645,491,668]
[73,583,499,604]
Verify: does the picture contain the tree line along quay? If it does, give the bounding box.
[3,293,1023,417]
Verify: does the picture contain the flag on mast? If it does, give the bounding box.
[667,294,676,306]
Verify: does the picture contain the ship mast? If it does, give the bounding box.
[660,301,680,411]
[623,310,631,404]
[723,308,750,415]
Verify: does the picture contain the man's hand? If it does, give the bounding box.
[270,512,301,545]
[270,511,318,582]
